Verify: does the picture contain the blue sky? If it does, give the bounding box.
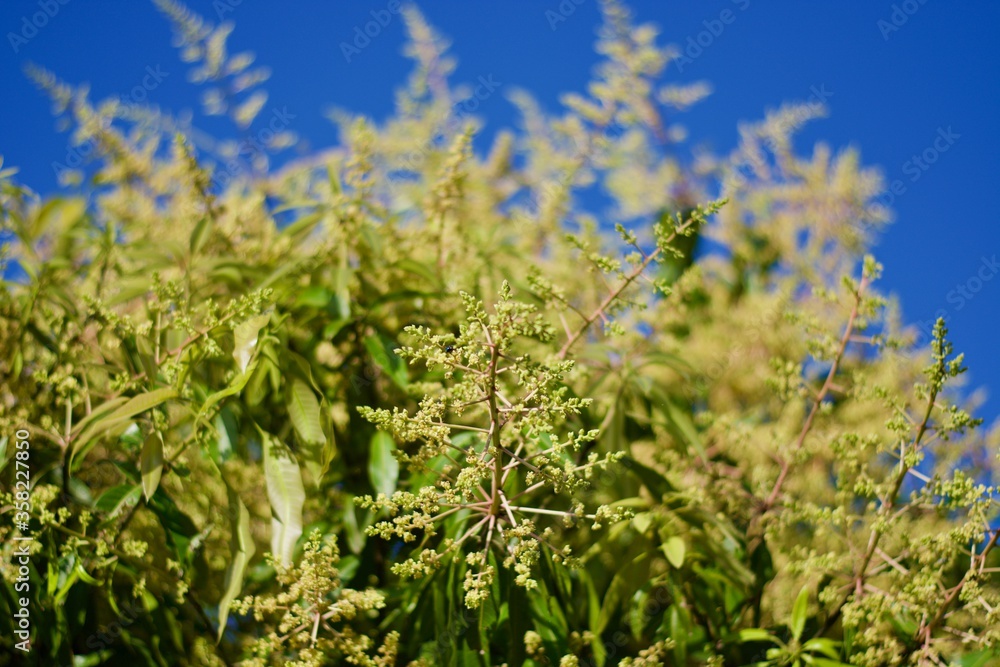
[1,0,998,419]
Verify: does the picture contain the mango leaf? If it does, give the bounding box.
[233,314,270,374]
[368,431,399,497]
[663,535,686,569]
[141,431,164,501]
[739,628,777,643]
[280,211,323,243]
[802,638,842,660]
[363,333,408,389]
[135,335,158,382]
[33,196,86,239]
[198,359,258,420]
[95,484,141,518]
[263,432,305,566]
[147,488,200,570]
[507,574,530,667]
[341,496,367,555]
[211,408,238,463]
[620,455,675,499]
[71,388,177,469]
[596,550,650,635]
[217,479,255,642]
[189,216,213,255]
[791,586,809,640]
[286,377,324,446]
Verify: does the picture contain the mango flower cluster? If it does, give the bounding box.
[358,282,630,607]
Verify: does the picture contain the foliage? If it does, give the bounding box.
[1,1,998,665]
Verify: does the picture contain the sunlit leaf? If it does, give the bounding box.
[141,431,164,501]
[262,432,304,565]
[233,314,270,373]
[368,431,399,497]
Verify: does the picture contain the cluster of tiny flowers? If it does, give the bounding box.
[358,282,632,607]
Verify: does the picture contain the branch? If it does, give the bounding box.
[556,216,698,360]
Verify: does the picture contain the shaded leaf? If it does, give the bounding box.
[363,333,408,389]
[217,478,255,641]
[71,388,176,469]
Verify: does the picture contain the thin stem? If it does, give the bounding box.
[556,217,697,360]
[760,274,868,513]
[487,344,505,517]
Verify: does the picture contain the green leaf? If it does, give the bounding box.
[73,560,100,586]
[802,638,842,660]
[141,431,164,502]
[286,377,324,446]
[198,359,258,419]
[620,455,675,499]
[791,586,810,640]
[217,478,255,642]
[739,628,778,643]
[71,388,177,469]
[958,649,1000,667]
[368,431,399,497]
[596,550,650,635]
[95,484,141,517]
[233,314,270,374]
[280,211,324,243]
[262,432,305,566]
[363,333,408,389]
[189,216,212,255]
[135,335,158,382]
[146,489,200,569]
[508,574,530,667]
[211,408,238,463]
[662,536,686,569]
[631,511,654,534]
[341,496,367,555]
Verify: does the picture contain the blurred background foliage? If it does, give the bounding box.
[1,1,998,665]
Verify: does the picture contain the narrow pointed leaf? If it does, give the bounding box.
[217,480,255,642]
[791,586,809,640]
[262,432,304,565]
[286,377,324,445]
[141,431,164,501]
[72,388,177,469]
[367,431,399,497]
[233,314,270,374]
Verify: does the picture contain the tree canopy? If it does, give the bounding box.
[1,2,997,665]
